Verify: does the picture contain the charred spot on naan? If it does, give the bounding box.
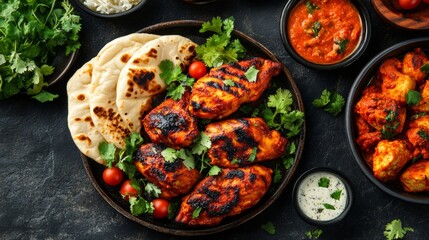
[125,68,162,97]
[77,94,86,101]
[180,43,196,63]
[92,106,131,138]
[76,134,92,145]
[120,53,132,63]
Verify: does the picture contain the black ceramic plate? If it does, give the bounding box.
[80,20,306,236]
[345,37,429,204]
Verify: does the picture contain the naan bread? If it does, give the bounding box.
[89,33,159,148]
[117,35,197,133]
[67,59,105,164]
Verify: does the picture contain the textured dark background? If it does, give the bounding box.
[1,0,428,239]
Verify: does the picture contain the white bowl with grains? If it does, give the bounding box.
[73,0,147,17]
[292,168,353,226]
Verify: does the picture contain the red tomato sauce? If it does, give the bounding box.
[287,0,362,64]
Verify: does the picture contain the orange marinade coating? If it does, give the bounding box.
[287,0,362,64]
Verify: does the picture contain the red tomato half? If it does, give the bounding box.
[398,0,421,9]
[188,61,207,79]
[102,167,123,186]
[119,180,139,201]
[152,198,169,219]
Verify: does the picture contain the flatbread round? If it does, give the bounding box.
[89,33,159,148]
[117,35,197,133]
[67,58,105,164]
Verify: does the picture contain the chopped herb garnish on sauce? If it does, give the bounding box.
[323,203,336,210]
[312,21,321,38]
[331,189,342,200]
[406,90,422,106]
[306,1,319,14]
[421,63,429,74]
[318,177,330,188]
[418,130,429,140]
[335,39,349,54]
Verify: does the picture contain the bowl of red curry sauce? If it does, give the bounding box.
[280,0,371,70]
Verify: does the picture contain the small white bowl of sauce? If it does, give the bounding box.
[293,168,353,226]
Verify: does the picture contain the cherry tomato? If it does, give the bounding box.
[102,166,123,186]
[119,179,139,201]
[188,61,207,79]
[152,198,169,219]
[398,0,421,10]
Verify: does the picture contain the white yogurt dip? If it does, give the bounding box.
[296,171,348,221]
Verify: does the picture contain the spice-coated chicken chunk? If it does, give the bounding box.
[143,91,199,149]
[355,115,382,154]
[406,115,429,159]
[175,165,272,226]
[372,139,412,182]
[354,86,406,138]
[188,58,282,119]
[205,118,288,168]
[378,58,416,104]
[134,143,200,199]
[402,48,429,85]
[412,80,429,113]
[400,160,429,193]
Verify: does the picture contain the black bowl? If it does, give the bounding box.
[292,167,353,226]
[279,0,371,70]
[345,37,429,204]
[72,0,147,18]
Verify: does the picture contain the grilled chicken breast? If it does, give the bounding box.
[188,58,282,119]
[134,143,200,199]
[175,165,272,226]
[204,118,288,168]
[143,91,199,149]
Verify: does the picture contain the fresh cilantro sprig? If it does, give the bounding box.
[306,228,323,239]
[261,221,276,235]
[0,0,81,102]
[331,189,342,200]
[421,63,429,74]
[318,177,330,188]
[190,132,222,176]
[161,147,195,170]
[252,88,304,138]
[159,60,195,100]
[335,39,349,54]
[406,90,422,106]
[305,1,320,14]
[313,89,345,116]
[384,219,414,240]
[196,16,246,67]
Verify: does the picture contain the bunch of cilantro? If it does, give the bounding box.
[0,0,81,102]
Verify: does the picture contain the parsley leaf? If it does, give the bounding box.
[313,89,345,116]
[335,39,350,54]
[331,189,342,200]
[144,182,162,198]
[196,16,246,67]
[192,207,202,218]
[208,165,222,176]
[161,148,195,170]
[384,219,414,240]
[191,132,213,173]
[312,21,322,38]
[273,166,283,184]
[261,221,276,235]
[98,142,117,168]
[406,90,422,106]
[318,177,330,188]
[245,66,259,82]
[129,196,154,216]
[306,228,323,239]
[306,1,320,14]
[159,60,195,100]
[248,147,258,162]
[421,63,429,74]
[323,203,336,210]
[223,79,235,86]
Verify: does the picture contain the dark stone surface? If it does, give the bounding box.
[1,0,428,239]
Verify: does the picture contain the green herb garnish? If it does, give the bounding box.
[161,147,195,170]
[208,165,222,176]
[223,79,235,87]
[406,90,422,106]
[312,89,345,116]
[318,177,330,188]
[312,21,322,38]
[306,228,323,239]
[421,63,429,74]
[384,219,414,240]
[0,0,81,101]
[331,189,342,200]
[305,1,320,14]
[196,16,246,67]
[261,221,276,235]
[323,203,336,210]
[247,147,258,162]
[192,207,202,218]
[245,66,259,82]
[335,39,349,54]
[418,130,429,140]
[129,196,154,216]
[159,60,195,100]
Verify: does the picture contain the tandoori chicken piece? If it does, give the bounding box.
[355,114,382,154]
[412,80,429,113]
[175,165,272,226]
[372,139,412,182]
[143,91,199,149]
[406,115,429,159]
[402,48,429,85]
[188,58,282,119]
[378,58,416,104]
[134,143,200,199]
[400,160,429,193]
[354,86,406,138]
[204,118,288,168]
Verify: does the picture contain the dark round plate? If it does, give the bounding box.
[345,37,429,204]
[80,20,306,236]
